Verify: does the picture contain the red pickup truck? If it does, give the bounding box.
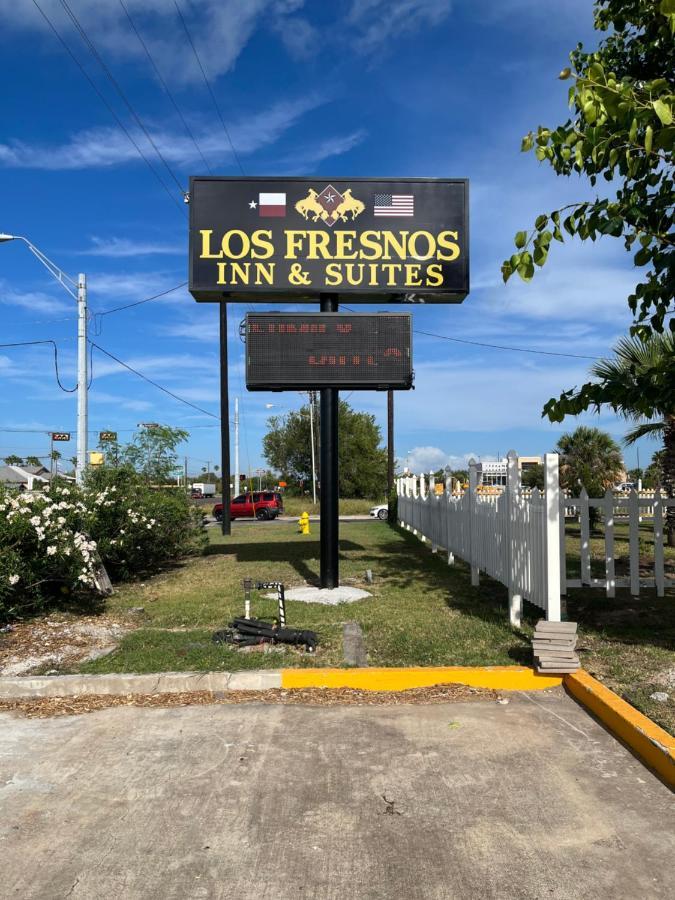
[213,492,284,522]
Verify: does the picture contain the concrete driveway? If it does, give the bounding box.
[1,690,672,899]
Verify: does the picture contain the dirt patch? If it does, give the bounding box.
[0,614,133,676]
[0,683,499,718]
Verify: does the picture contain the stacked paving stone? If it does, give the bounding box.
[532,620,579,673]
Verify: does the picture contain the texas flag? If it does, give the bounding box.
[258,192,286,217]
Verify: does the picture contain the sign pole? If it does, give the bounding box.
[320,294,339,588]
[219,302,231,536]
[387,389,394,496]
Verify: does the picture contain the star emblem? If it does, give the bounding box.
[324,192,335,205]
[249,200,257,209]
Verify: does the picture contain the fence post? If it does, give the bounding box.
[579,488,591,585]
[445,475,454,565]
[654,489,665,598]
[629,488,640,597]
[469,459,479,586]
[506,450,522,627]
[604,488,615,598]
[544,453,561,622]
[559,492,567,596]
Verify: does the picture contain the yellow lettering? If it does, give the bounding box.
[307,231,331,260]
[254,263,275,285]
[251,229,274,260]
[200,229,223,259]
[285,230,307,259]
[345,263,364,285]
[230,262,250,284]
[359,230,383,260]
[437,230,461,261]
[325,263,343,286]
[409,231,435,260]
[380,263,401,286]
[216,262,227,284]
[405,263,423,286]
[425,263,444,286]
[381,231,409,261]
[334,231,357,260]
[221,229,250,260]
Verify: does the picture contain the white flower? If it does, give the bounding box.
[46,545,57,556]
[30,516,41,526]
[8,574,19,585]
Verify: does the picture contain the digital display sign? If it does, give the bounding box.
[189,177,469,303]
[51,432,71,442]
[245,313,413,391]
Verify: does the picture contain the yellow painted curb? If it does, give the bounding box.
[565,670,675,788]
[281,666,562,692]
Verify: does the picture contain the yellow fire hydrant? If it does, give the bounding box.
[298,511,310,535]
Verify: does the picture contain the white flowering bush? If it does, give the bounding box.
[0,469,205,620]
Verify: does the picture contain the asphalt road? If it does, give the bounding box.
[1,689,673,899]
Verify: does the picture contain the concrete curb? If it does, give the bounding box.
[565,670,675,788]
[281,666,563,692]
[0,670,282,699]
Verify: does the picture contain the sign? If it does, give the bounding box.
[99,431,118,442]
[89,451,104,466]
[189,177,469,303]
[51,432,70,442]
[245,313,412,391]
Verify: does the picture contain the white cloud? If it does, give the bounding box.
[0,95,326,171]
[91,352,218,380]
[272,130,368,174]
[0,281,73,316]
[82,237,183,258]
[86,272,186,302]
[397,445,491,473]
[348,0,452,52]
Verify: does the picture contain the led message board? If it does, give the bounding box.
[189,177,468,303]
[245,313,413,391]
[51,432,71,442]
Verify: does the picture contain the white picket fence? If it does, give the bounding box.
[397,451,674,624]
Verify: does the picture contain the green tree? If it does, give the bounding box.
[3,455,23,465]
[263,400,387,498]
[556,426,624,525]
[120,425,188,484]
[502,0,674,338]
[24,456,41,467]
[545,332,675,542]
[644,449,665,487]
[522,463,545,490]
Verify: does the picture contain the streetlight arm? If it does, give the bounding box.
[0,234,78,299]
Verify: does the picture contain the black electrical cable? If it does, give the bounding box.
[0,340,77,392]
[96,281,188,318]
[30,0,184,215]
[118,0,213,174]
[173,0,245,174]
[89,341,220,419]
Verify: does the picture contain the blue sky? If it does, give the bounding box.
[0,0,658,480]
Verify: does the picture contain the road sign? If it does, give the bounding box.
[51,432,70,442]
[99,431,118,442]
[245,313,413,391]
[189,177,469,303]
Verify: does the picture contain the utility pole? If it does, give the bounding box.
[309,390,317,505]
[77,273,88,486]
[319,295,339,588]
[184,456,188,492]
[234,397,240,497]
[0,234,88,485]
[387,389,394,496]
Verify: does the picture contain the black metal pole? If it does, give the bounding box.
[320,294,339,588]
[387,389,394,496]
[219,302,231,536]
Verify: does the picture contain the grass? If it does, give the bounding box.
[280,497,379,517]
[72,520,674,736]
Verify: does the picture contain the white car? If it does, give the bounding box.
[369,503,389,520]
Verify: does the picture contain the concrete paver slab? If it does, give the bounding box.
[0,689,672,899]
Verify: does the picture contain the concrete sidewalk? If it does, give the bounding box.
[1,690,672,899]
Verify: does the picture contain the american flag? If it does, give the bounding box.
[373,193,415,217]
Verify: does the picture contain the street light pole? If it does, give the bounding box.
[234,397,240,497]
[0,234,88,486]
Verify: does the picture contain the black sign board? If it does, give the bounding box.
[246,313,412,391]
[51,432,70,442]
[99,431,118,442]
[189,177,469,303]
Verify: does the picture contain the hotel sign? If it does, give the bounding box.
[189,177,469,303]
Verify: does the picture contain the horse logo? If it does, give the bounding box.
[295,185,365,227]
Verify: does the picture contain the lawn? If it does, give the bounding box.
[75,520,674,735]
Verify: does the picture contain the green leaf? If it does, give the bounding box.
[553,226,564,242]
[629,118,638,143]
[533,245,548,267]
[521,133,534,152]
[501,261,513,283]
[660,0,675,14]
[639,234,652,248]
[645,125,653,154]
[558,67,572,80]
[517,258,535,282]
[535,146,546,161]
[634,247,651,266]
[535,214,548,230]
[652,99,673,125]
[515,231,527,249]
[563,215,576,236]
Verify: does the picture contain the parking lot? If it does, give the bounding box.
[2,689,672,899]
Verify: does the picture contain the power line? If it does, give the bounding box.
[0,339,77,392]
[173,0,245,175]
[340,306,599,360]
[89,340,220,419]
[96,281,188,318]
[30,0,183,215]
[58,0,187,200]
[118,0,213,174]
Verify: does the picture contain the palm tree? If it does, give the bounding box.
[555,427,624,528]
[3,455,23,465]
[586,333,675,544]
[25,456,41,467]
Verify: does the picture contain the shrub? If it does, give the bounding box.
[0,468,205,621]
